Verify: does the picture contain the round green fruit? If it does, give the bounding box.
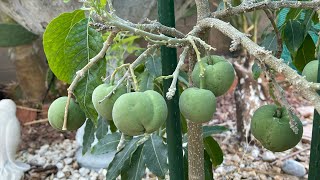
[251,105,303,152]
[92,84,126,120]
[191,55,235,96]
[302,60,318,83]
[179,88,216,123]
[112,90,168,136]
[48,96,86,131]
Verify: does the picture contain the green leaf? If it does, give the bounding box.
[67,18,105,123]
[110,121,118,132]
[106,137,142,180]
[121,145,146,180]
[308,31,319,44]
[183,148,188,180]
[293,34,316,72]
[137,71,155,91]
[283,20,306,56]
[91,133,121,155]
[100,0,107,7]
[261,32,278,52]
[251,62,262,80]
[203,125,228,138]
[143,134,168,178]
[180,114,188,134]
[145,54,162,77]
[96,116,109,139]
[0,23,38,47]
[286,9,302,21]
[204,150,214,180]
[43,10,85,83]
[203,136,223,167]
[82,119,96,155]
[277,8,290,28]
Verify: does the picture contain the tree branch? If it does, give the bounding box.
[212,0,320,18]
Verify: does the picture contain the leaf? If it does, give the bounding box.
[109,120,118,133]
[91,133,121,155]
[251,62,262,80]
[145,54,162,77]
[121,144,146,180]
[96,116,109,140]
[203,125,228,138]
[283,20,306,56]
[260,32,278,52]
[183,147,189,180]
[277,8,290,28]
[308,30,319,44]
[204,150,214,180]
[294,34,316,72]
[43,10,85,83]
[82,119,96,155]
[106,137,142,180]
[143,134,168,178]
[138,71,155,91]
[0,23,38,47]
[100,0,107,7]
[286,9,302,21]
[203,136,223,167]
[67,18,105,123]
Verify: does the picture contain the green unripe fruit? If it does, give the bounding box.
[302,60,318,83]
[112,90,168,136]
[191,55,235,96]
[92,84,126,120]
[251,105,303,152]
[48,97,86,131]
[179,88,216,123]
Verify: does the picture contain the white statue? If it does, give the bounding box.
[0,99,30,180]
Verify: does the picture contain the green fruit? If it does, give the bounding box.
[302,60,318,83]
[251,105,303,152]
[191,55,235,96]
[48,96,86,131]
[112,90,168,136]
[92,84,126,120]
[179,88,216,123]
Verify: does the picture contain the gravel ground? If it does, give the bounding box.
[17,83,313,179]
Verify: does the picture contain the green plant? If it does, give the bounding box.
[92,84,126,120]
[112,90,168,136]
[48,96,86,131]
[191,55,235,96]
[302,60,318,82]
[179,87,216,123]
[251,104,303,152]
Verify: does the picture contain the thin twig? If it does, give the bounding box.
[16,106,43,112]
[271,147,311,165]
[24,118,48,126]
[166,47,189,100]
[263,9,282,58]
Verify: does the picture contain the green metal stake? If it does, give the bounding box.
[158,1,185,179]
[309,55,320,179]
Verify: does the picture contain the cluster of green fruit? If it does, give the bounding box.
[47,55,235,135]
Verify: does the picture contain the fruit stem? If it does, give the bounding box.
[62,92,72,131]
[109,63,130,85]
[188,37,206,89]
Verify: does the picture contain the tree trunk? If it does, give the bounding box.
[233,58,265,142]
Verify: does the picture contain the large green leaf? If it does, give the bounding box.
[204,150,214,180]
[106,137,142,180]
[96,116,109,140]
[143,134,168,178]
[145,54,162,77]
[137,71,155,91]
[261,32,278,53]
[286,9,302,21]
[203,136,223,167]
[67,18,105,123]
[0,23,38,47]
[91,133,121,155]
[43,10,85,83]
[82,119,96,155]
[294,34,316,72]
[203,126,228,138]
[121,145,146,180]
[277,8,290,28]
[283,20,306,56]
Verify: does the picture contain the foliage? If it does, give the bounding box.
[0,23,38,47]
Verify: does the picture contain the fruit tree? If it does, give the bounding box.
[42,0,320,179]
